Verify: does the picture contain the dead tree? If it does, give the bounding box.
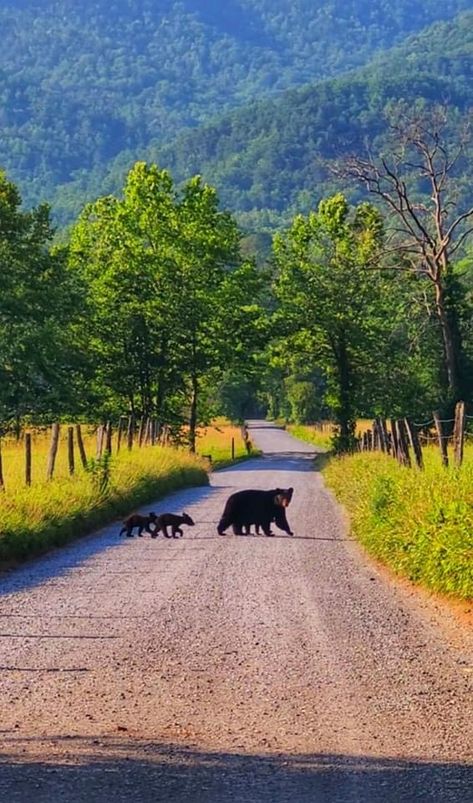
[338,105,473,403]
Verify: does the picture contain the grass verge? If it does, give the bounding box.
[323,448,473,600]
[0,446,208,567]
[287,424,333,450]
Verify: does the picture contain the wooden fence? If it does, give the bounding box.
[357,401,468,469]
[0,416,251,489]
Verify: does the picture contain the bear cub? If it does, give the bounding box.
[218,487,294,537]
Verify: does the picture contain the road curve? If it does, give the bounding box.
[0,421,472,802]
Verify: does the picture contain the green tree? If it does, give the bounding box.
[0,171,82,430]
[273,194,391,450]
[68,162,264,447]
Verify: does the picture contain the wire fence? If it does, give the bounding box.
[357,401,468,469]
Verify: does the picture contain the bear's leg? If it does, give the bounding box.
[217,516,231,535]
[261,519,274,537]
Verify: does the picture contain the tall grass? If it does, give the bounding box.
[0,446,208,565]
[196,420,252,467]
[324,447,473,599]
[287,424,333,450]
[0,420,251,566]
[288,419,374,451]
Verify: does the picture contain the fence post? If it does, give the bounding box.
[68,426,75,475]
[116,417,125,453]
[404,418,423,469]
[390,419,399,461]
[231,437,235,460]
[76,424,88,468]
[377,418,389,453]
[372,421,379,451]
[452,401,466,468]
[395,420,411,467]
[105,421,112,455]
[47,422,60,480]
[0,438,4,490]
[25,433,32,486]
[96,425,104,459]
[138,417,146,447]
[433,411,449,468]
[127,416,134,451]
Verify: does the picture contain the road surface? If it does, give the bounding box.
[0,421,472,802]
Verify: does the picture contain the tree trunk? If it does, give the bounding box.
[189,374,198,453]
[434,279,462,402]
[334,332,355,452]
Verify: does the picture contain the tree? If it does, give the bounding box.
[0,171,83,430]
[272,194,392,450]
[68,162,264,447]
[341,104,473,404]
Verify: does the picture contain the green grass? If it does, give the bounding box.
[0,446,208,566]
[287,424,333,450]
[0,419,259,567]
[323,447,473,599]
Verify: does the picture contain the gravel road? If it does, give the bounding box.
[0,421,472,802]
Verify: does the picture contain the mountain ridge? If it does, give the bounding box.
[0,0,472,213]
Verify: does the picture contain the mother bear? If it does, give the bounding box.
[217,487,294,536]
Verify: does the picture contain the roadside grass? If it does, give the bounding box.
[288,419,373,451]
[196,421,256,468]
[287,424,333,450]
[0,420,252,566]
[0,446,208,565]
[324,447,473,600]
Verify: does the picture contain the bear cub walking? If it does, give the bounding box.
[151,512,194,538]
[119,512,157,538]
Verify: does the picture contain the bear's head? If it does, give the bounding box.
[273,487,293,507]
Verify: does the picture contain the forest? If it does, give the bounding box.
[2,96,473,451]
[0,0,472,220]
[54,11,473,232]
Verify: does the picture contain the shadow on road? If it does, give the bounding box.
[218,454,324,474]
[0,737,470,802]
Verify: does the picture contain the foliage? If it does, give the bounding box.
[272,194,397,450]
[67,162,266,445]
[324,448,473,599]
[0,171,88,426]
[1,0,471,218]
[53,11,473,231]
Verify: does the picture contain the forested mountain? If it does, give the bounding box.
[0,0,472,212]
[51,11,473,230]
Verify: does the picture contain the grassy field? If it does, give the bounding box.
[288,420,373,451]
[287,423,334,450]
[195,420,253,467]
[0,421,251,566]
[324,446,473,600]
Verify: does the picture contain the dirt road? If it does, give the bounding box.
[0,422,472,802]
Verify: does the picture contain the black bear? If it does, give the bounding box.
[151,512,194,538]
[218,488,294,536]
[119,512,157,538]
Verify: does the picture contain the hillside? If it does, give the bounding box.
[51,11,473,230]
[0,0,472,210]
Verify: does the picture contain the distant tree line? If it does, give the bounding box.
[1,105,472,451]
